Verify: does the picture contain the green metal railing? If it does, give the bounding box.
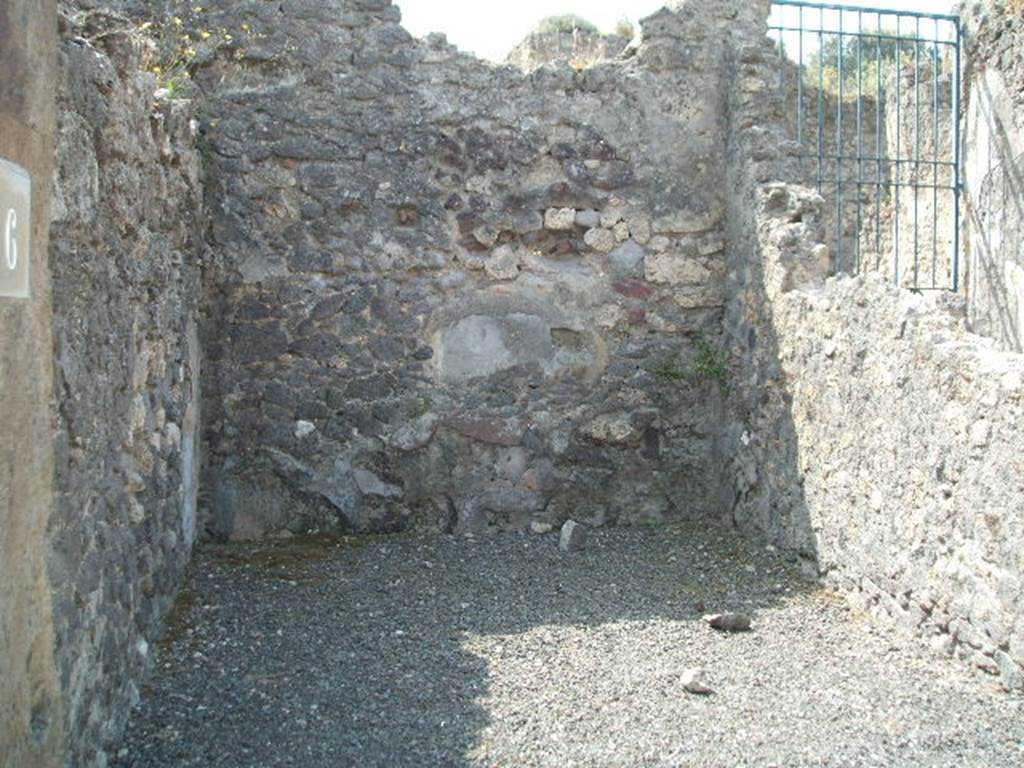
[768,1,963,291]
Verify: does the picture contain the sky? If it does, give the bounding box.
[399,0,958,62]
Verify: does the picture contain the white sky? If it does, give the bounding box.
[399,1,958,62]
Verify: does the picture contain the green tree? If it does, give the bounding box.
[806,30,936,98]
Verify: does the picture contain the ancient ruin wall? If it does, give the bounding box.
[46,6,204,764]
[505,30,631,72]
[195,0,764,540]
[962,0,1024,353]
[722,9,1024,691]
[3,3,1020,765]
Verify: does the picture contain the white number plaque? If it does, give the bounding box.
[0,158,31,299]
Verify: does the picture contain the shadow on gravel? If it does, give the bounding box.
[113,524,814,768]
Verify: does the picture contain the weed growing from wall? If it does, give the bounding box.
[141,4,258,97]
[691,335,731,393]
[654,335,731,393]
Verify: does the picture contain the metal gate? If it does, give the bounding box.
[767,1,963,291]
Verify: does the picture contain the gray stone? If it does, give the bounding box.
[681,667,714,695]
[390,413,439,452]
[43,9,204,765]
[559,520,588,552]
[579,413,647,446]
[353,468,404,499]
[544,207,577,231]
[507,29,630,72]
[645,252,711,285]
[703,613,753,632]
[607,239,647,278]
[584,227,616,252]
[994,650,1024,691]
[485,244,522,280]
[196,0,737,557]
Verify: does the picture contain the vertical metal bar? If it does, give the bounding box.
[798,6,804,154]
[894,14,902,286]
[875,14,883,263]
[777,22,785,101]
[932,22,940,288]
[817,7,825,195]
[913,16,921,287]
[952,19,962,292]
[836,12,844,273]
[856,11,864,274]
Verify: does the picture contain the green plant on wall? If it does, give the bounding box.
[409,396,434,419]
[653,362,688,381]
[691,334,731,393]
[654,334,731,393]
[141,4,258,97]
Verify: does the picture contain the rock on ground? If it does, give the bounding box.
[559,520,588,552]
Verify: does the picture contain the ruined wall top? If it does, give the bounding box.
[505,30,631,72]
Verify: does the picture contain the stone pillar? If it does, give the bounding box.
[0,2,63,767]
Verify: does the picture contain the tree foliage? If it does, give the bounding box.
[614,17,635,39]
[805,30,938,97]
[535,14,599,35]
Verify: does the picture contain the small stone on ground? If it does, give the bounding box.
[703,612,753,632]
[681,667,713,695]
[559,520,587,551]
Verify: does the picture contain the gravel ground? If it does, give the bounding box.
[112,523,1024,768]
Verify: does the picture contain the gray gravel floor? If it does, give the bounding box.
[113,523,1024,768]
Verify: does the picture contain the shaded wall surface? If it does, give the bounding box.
[0,3,64,767]
[44,4,204,765]
[196,0,767,540]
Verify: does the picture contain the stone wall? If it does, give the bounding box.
[195,0,765,540]
[721,6,1024,692]
[46,5,204,765]
[0,2,64,766]
[963,0,1024,353]
[505,30,631,72]
[720,35,825,564]
[777,276,1023,689]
